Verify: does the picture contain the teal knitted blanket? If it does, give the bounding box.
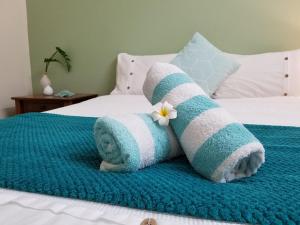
[0,113,299,225]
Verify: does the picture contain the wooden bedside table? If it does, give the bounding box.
[11,94,98,114]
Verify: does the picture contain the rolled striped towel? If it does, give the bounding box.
[94,114,181,172]
[143,63,265,182]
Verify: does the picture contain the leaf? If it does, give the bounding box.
[56,47,67,57]
[44,58,62,64]
[44,47,72,73]
[56,47,71,72]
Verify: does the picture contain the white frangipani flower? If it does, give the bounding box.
[151,101,177,126]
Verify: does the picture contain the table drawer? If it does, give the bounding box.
[23,101,63,112]
[12,94,98,115]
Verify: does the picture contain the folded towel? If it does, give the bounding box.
[143,63,265,182]
[94,114,181,171]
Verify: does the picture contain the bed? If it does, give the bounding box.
[0,94,299,225]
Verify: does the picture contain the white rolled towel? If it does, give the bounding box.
[143,63,265,182]
[94,113,181,171]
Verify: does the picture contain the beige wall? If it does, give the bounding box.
[0,0,32,118]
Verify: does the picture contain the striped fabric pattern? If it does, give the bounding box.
[94,113,181,172]
[143,63,265,182]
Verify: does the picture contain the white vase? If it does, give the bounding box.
[40,74,54,96]
[40,74,51,87]
[43,85,54,96]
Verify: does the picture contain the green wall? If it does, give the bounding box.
[26,0,300,95]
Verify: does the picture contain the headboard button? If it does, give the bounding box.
[284,57,289,60]
[285,74,289,78]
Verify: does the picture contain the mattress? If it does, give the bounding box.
[1,95,299,225]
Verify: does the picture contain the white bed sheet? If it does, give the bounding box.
[47,95,300,127]
[1,95,300,225]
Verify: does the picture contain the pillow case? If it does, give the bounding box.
[214,49,300,98]
[112,50,300,97]
[111,53,175,95]
[171,33,240,96]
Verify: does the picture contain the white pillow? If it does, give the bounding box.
[111,53,176,95]
[288,50,300,96]
[214,50,300,98]
[112,50,300,97]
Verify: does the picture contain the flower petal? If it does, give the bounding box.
[158,117,169,126]
[151,101,177,126]
[153,102,163,112]
[168,110,177,119]
[151,111,162,121]
[163,101,174,111]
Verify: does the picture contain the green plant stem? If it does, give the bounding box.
[44,47,71,73]
[45,51,58,73]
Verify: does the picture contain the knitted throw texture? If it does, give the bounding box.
[0,113,299,225]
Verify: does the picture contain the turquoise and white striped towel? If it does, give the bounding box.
[143,63,265,182]
[94,114,181,172]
